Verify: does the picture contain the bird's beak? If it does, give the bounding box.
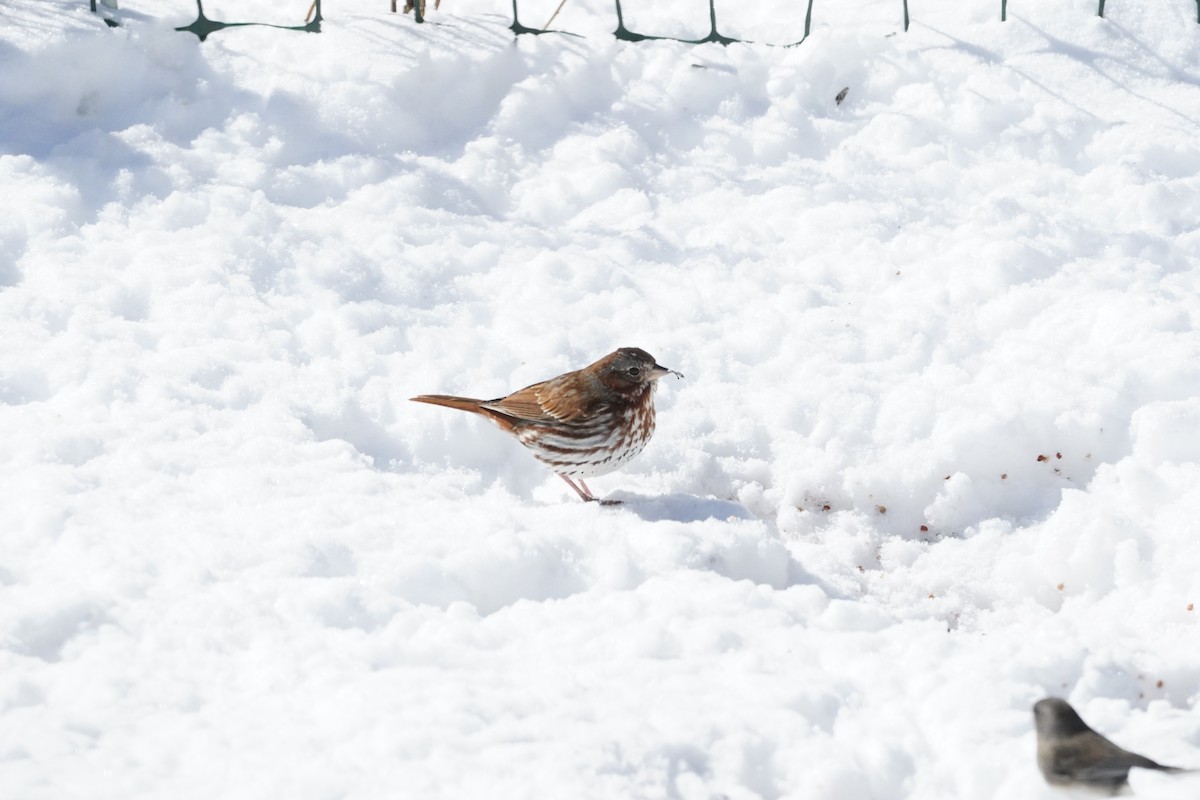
[649,364,684,380]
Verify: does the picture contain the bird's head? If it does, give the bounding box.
[1034,698,1093,739]
[597,347,682,393]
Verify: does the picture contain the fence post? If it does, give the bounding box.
[512,0,558,34]
[699,0,737,44]
[903,0,909,30]
[1097,0,1105,17]
[803,0,814,39]
[1000,0,1007,21]
[613,0,642,41]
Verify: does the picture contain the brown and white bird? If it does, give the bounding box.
[1033,697,1188,794]
[411,347,681,503]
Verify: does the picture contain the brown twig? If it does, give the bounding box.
[543,0,568,29]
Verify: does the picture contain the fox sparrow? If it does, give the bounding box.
[411,347,682,503]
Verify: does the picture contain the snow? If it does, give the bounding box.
[2,0,1200,797]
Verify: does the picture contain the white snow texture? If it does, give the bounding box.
[2,0,1200,798]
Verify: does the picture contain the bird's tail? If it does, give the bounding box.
[410,394,487,413]
[412,393,518,433]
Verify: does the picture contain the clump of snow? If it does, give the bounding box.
[2,0,1200,797]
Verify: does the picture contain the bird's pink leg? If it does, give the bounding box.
[559,474,597,502]
[559,476,622,506]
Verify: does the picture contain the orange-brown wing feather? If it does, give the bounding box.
[481,384,553,422]
[482,371,602,424]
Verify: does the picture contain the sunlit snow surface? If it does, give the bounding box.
[2,0,1200,797]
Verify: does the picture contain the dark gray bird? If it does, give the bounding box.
[1033,697,1187,794]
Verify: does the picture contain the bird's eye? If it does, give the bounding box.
[628,367,641,376]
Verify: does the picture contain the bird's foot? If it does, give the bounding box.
[560,475,624,505]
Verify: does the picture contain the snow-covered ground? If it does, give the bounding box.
[3,0,1200,797]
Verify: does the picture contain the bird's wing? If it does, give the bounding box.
[480,383,555,423]
[1055,738,1171,782]
[481,375,597,424]
[1075,755,1176,778]
[1069,762,1141,782]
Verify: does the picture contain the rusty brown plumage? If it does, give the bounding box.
[412,347,681,503]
